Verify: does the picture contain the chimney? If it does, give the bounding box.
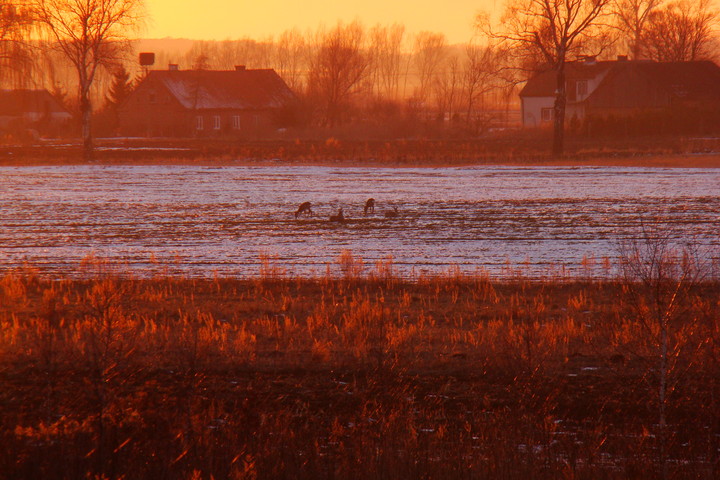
[617,55,628,62]
[168,64,179,71]
[582,55,597,65]
[235,65,246,72]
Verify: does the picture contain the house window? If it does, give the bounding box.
[577,80,588,97]
[541,108,554,122]
[213,115,221,130]
[232,115,241,130]
[195,116,204,130]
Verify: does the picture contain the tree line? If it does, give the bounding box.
[481,0,719,154]
[1,0,143,160]
[0,0,718,158]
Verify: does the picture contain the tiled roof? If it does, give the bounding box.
[148,68,296,110]
[0,89,70,116]
[520,61,615,97]
[520,60,720,102]
[633,61,720,102]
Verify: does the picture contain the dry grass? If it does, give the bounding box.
[0,258,718,479]
[3,135,720,167]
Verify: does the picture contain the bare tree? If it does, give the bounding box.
[185,41,215,70]
[462,43,507,131]
[307,21,369,126]
[0,1,34,87]
[433,54,461,123]
[275,28,308,92]
[618,226,711,480]
[642,0,719,61]
[413,31,447,104]
[368,23,405,100]
[230,37,274,68]
[38,46,70,103]
[483,0,611,156]
[33,0,144,161]
[215,40,237,69]
[612,0,664,59]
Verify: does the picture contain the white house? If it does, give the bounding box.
[519,57,720,128]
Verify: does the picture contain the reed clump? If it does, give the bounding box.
[0,260,718,479]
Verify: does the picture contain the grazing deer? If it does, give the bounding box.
[364,198,375,215]
[330,208,345,222]
[384,206,399,218]
[295,201,313,218]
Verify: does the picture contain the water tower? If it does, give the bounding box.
[139,52,155,77]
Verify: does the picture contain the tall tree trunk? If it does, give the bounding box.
[80,82,93,162]
[633,32,643,60]
[552,63,567,157]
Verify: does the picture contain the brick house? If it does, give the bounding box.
[520,58,720,129]
[118,66,297,137]
[0,89,72,136]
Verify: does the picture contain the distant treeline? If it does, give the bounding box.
[1,0,719,140]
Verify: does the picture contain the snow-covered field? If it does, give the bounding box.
[1,165,718,277]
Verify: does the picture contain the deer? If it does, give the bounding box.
[384,206,399,218]
[364,198,375,215]
[295,201,313,218]
[329,208,345,223]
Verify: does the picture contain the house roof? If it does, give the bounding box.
[0,89,70,116]
[519,61,615,97]
[144,68,296,110]
[520,60,720,103]
[633,61,720,102]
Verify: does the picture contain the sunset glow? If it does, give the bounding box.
[144,0,499,43]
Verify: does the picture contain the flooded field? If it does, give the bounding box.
[0,164,718,278]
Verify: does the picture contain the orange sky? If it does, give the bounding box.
[144,0,500,44]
